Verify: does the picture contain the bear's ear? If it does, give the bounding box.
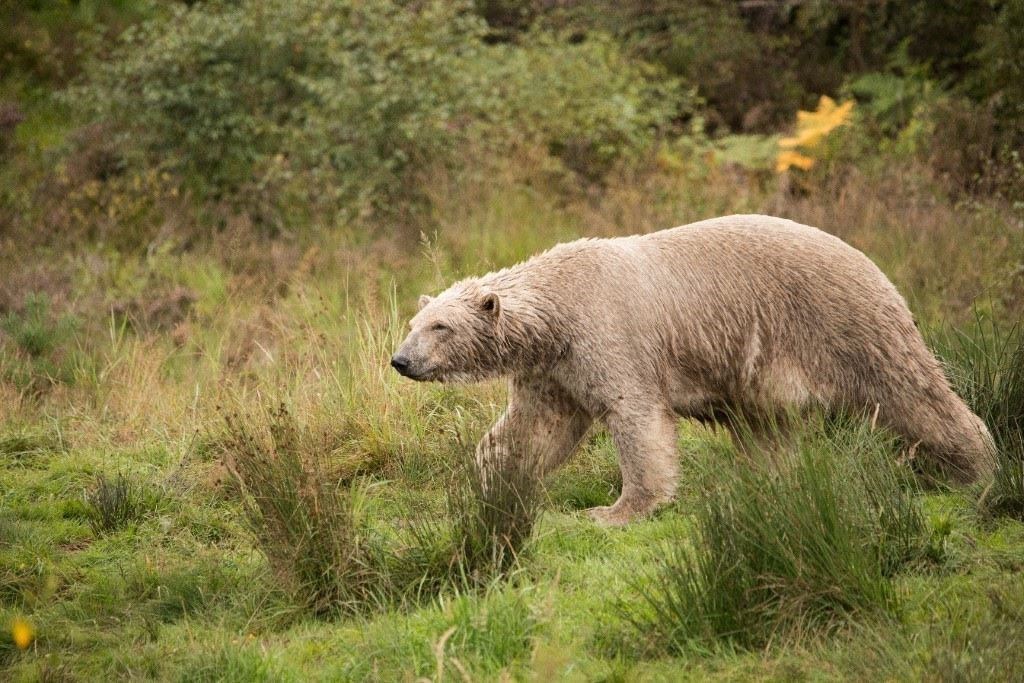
[418,295,434,311]
[480,292,501,320]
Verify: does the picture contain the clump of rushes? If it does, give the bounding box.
[86,472,146,534]
[629,418,930,653]
[222,403,387,616]
[367,437,543,602]
[222,403,544,615]
[445,445,542,585]
[936,317,1024,519]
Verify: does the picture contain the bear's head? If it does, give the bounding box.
[391,283,508,383]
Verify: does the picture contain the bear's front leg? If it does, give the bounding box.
[475,378,593,493]
[589,407,679,526]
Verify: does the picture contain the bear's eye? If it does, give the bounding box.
[429,323,451,333]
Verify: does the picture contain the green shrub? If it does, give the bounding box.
[552,0,800,132]
[629,418,929,652]
[973,0,1024,140]
[73,0,488,212]
[846,67,939,142]
[72,0,682,230]
[472,33,688,179]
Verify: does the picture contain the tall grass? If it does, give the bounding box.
[85,471,156,534]
[629,418,930,652]
[935,317,1024,519]
[222,403,388,615]
[447,444,543,583]
[221,402,542,616]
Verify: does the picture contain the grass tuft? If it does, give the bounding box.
[85,472,147,535]
[628,418,930,653]
[447,447,542,584]
[222,403,387,616]
[221,402,544,615]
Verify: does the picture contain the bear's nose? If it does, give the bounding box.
[391,354,411,375]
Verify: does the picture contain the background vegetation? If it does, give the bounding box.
[1,0,1023,679]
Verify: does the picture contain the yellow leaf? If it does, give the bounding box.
[775,150,815,172]
[11,617,35,650]
[778,96,854,150]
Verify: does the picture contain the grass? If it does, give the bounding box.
[84,472,149,535]
[627,419,933,654]
[1,153,1024,679]
[935,318,1024,519]
[220,400,543,619]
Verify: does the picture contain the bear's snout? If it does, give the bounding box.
[390,354,413,377]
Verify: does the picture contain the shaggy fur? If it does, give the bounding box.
[392,214,995,525]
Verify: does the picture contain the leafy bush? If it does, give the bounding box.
[471,33,688,179]
[553,0,801,132]
[936,318,1024,519]
[972,0,1024,143]
[847,67,937,142]
[72,0,682,231]
[0,0,153,89]
[629,418,930,652]
[70,0,491,222]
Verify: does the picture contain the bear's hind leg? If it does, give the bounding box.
[589,407,679,526]
[881,394,996,485]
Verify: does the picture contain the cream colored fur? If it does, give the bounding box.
[393,214,995,525]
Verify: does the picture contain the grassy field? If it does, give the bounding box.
[2,148,1024,681]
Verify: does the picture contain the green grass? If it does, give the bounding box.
[1,143,1024,679]
[627,419,933,655]
[935,318,1024,519]
[2,424,1024,679]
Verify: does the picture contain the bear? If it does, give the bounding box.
[391,214,995,526]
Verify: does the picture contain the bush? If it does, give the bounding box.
[71,0,682,232]
[628,418,930,652]
[552,0,799,133]
[972,1,1024,141]
[471,33,689,180]
[936,318,1024,519]
[74,1,484,211]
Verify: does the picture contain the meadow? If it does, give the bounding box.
[2,153,1023,680]
[3,1,1024,680]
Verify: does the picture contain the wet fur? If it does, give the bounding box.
[395,214,996,525]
